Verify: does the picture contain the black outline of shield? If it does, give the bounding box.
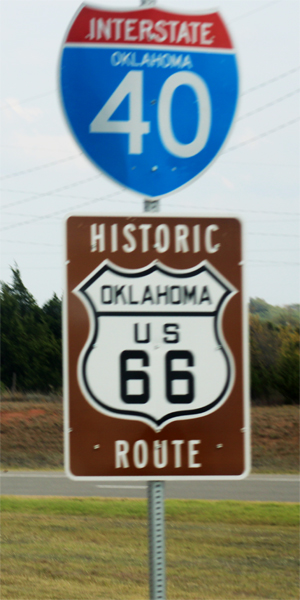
[76,261,235,429]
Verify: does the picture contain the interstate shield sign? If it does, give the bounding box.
[64,216,250,480]
[59,6,239,197]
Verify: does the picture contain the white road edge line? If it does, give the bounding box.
[96,485,147,489]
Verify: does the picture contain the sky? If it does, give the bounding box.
[1,0,299,308]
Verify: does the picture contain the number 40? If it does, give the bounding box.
[90,70,211,158]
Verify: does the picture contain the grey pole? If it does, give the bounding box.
[140,1,166,597]
[144,197,165,600]
[148,480,166,599]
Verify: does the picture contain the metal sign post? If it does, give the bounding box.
[144,113,165,595]
[148,480,166,599]
[60,2,249,600]
[139,0,160,584]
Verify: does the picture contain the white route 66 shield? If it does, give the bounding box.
[74,260,237,431]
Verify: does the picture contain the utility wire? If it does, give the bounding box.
[2,67,298,110]
[0,189,126,232]
[220,160,298,167]
[249,248,299,252]
[1,175,102,210]
[3,212,297,223]
[248,219,299,223]
[0,144,64,152]
[0,90,57,110]
[7,261,298,270]
[163,201,299,218]
[1,72,299,181]
[3,248,298,255]
[2,186,299,217]
[1,76,298,185]
[229,0,281,22]
[224,117,299,153]
[2,212,61,219]
[1,198,299,236]
[236,89,300,121]
[1,251,62,255]
[6,209,297,224]
[3,239,295,249]
[247,261,299,266]
[2,192,299,227]
[1,239,61,247]
[4,114,295,196]
[0,153,83,180]
[241,67,300,95]
[248,232,299,238]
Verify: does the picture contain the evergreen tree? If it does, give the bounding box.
[42,293,62,347]
[0,268,62,391]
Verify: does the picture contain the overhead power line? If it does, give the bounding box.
[1,251,62,255]
[1,67,298,108]
[0,189,126,232]
[1,75,298,186]
[2,203,299,236]
[0,153,83,180]
[0,143,64,153]
[163,201,299,218]
[2,212,61,219]
[248,219,299,223]
[220,160,298,167]
[241,67,300,95]
[3,246,298,254]
[224,117,299,153]
[248,232,299,238]
[249,248,299,252]
[1,239,62,247]
[230,0,281,22]
[6,260,298,270]
[247,261,299,266]
[237,89,300,121]
[1,175,102,210]
[5,211,297,224]
[2,187,299,218]
[0,90,57,110]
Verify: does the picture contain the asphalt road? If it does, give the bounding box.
[1,472,299,502]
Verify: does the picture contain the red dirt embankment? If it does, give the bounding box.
[0,397,299,472]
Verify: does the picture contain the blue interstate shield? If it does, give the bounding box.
[59,5,239,197]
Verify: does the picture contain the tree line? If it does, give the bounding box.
[1,268,299,403]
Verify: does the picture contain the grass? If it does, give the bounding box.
[1,497,299,600]
[1,396,299,473]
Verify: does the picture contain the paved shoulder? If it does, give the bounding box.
[1,472,299,502]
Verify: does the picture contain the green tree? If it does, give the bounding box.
[275,326,299,402]
[250,312,299,403]
[42,293,62,346]
[250,297,300,329]
[249,314,280,400]
[0,268,62,391]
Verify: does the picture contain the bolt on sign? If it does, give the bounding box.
[64,216,250,480]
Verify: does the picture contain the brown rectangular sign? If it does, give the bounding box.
[64,215,250,479]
